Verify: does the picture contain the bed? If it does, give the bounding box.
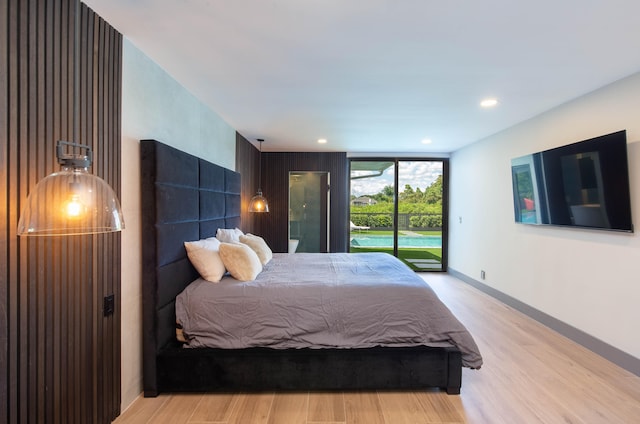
[141,139,481,397]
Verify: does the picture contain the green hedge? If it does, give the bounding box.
[409,215,442,228]
[351,213,442,229]
[351,214,393,228]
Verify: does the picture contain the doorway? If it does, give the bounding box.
[289,172,330,252]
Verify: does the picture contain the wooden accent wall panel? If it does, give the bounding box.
[1,2,122,423]
[259,152,349,253]
[235,137,349,252]
[236,133,259,235]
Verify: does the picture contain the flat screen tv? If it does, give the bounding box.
[511,130,634,232]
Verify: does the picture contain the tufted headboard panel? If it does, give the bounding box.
[140,139,240,395]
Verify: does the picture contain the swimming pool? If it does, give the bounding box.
[350,235,442,248]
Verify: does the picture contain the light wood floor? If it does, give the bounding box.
[114,274,640,424]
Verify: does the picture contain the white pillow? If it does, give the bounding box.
[240,233,273,265]
[184,238,225,282]
[216,227,244,243]
[218,242,262,281]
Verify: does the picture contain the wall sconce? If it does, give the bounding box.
[248,138,269,213]
[17,140,125,236]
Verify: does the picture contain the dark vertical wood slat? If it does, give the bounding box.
[81,8,95,424]
[61,0,70,142]
[79,6,91,424]
[100,14,107,423]
[27,17,37,423]
[92,11,104,422]
[320,173,329,252]
[59,5,71,422]
[112,23,123,421]
[236,133,260,235]
[42,5,56,421]
[0,0,9,420]
[17,0,30,421]
[35,2,47,422]
[34,14,48,419]
[26,1,41,423]
[27,0,38,411]
[64,2,75,420]
[52,237,62,424]
[112,22,123,421]
[86,10,97,422]
[77,9,87,416]
[71,6,81,420]
[46,9,56,416]
[96,14,106,423]
[0,0,14,423]
[107,26,117,424]
[51,4,64,423]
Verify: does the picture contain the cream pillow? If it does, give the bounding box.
[216,227,244,243]
[240,233,273,265]
[218,242,262,281]
[184,238,225,282]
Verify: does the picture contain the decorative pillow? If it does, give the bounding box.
[184,238,225,282]
[240,233,273,265]
[176,322,188,343]
[216,227,244,243]
[218,242,262,281]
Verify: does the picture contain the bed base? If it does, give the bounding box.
[147,344,461,396]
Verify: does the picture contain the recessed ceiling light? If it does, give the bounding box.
[480,98,499,108]
[317,138,327,144]
[421,139,432,145]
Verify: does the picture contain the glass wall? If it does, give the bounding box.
[349,159,446,271]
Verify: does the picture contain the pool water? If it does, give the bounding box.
[350,235,442,248]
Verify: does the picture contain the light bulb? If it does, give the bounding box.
[64,194,86,219]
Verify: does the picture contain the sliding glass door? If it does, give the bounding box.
[349,159,447,271]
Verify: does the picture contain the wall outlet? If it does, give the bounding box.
[103,294,115,317]
[480,270,486,280]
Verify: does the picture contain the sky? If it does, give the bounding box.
[350,161,443,198]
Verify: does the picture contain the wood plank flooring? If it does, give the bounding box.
[114,274,640,423]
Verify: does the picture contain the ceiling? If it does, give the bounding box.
[84,0,640,153]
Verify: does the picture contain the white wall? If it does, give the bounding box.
[449,71,640,361]
[119,38,236,410]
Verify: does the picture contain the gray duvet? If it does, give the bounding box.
[176,252,483,369]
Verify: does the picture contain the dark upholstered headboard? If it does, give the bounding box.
[140,139,241,395]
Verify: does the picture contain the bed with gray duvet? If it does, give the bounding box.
[176,252,482,369]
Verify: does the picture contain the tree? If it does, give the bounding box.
[399,184,414,202]
[370,185,394,203]
[424,175,443,204]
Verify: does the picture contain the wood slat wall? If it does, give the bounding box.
[235,135,349,252]
[1,1,122,423]
[261,151,349,253]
